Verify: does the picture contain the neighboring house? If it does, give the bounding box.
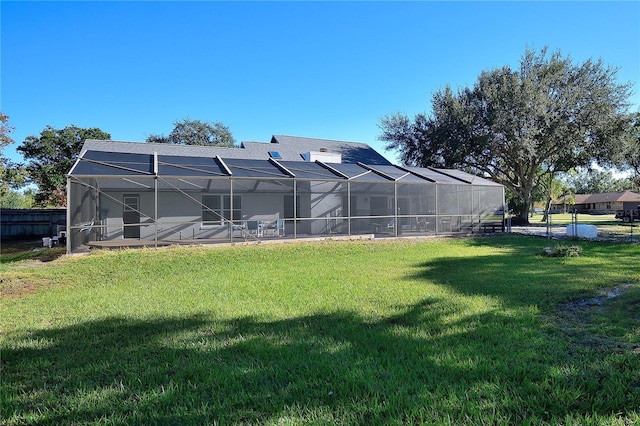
[551,191,640,214]
[66,135,505,253]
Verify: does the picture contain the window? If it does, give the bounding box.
[202,195,241,225]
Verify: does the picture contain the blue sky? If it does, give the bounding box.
[2,1,639,164]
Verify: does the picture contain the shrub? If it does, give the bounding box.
[542,244,581,257]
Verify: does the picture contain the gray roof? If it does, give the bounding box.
[77,136,502,187]
[265,135,392,165]
[81,139,248,159]
[559,191,640,204]
[81,135,393,165]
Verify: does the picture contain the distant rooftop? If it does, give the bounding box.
[556,191,640,204]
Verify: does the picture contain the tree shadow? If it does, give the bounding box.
[401,235,640,420]
[0,242,66,264]
[410,235,640,309]
[4,291,638,424]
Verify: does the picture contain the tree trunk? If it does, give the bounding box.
[541,197,552,222]
[517,200,531,224]
[515,184,537,224]
[517,212,530,223]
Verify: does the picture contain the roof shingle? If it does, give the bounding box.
[81,135,393,165]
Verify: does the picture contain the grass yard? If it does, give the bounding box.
[1,235,639,425]
[529,213,619,225]
[524,213,639,242]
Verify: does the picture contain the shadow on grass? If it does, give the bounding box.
[0,242,66,264]
[411,235,640,309]
[4,297,639,424]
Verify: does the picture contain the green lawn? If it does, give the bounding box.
[2,236,639,425]
[526,213,639,242]
[530,213,618,225]
[531,212,637,225]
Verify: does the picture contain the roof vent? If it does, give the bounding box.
[319,147,328,152]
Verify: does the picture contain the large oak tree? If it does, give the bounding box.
[146,118,235,147]
[379,48,633,222]
[18,125,111,206]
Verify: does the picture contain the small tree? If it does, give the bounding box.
[533,170,570,221]
[0,188,35,209]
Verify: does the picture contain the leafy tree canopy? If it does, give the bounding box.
[379,47,633,221]
[0,112,28,198]
[18,125,111,207]
[621,112,640,189]
[0,188,35,209]
[146,118,235,147]
[560,167,636,194]
[1,112,15,151]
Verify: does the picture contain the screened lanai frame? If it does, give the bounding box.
[66,151,505,253]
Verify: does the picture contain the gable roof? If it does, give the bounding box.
[75,136,503,188]
[70,149,504,188]
[81,135,393,165]
[264,135,392,165]
[81,139,251,159]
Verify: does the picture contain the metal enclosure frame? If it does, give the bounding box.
[66,151,505,253]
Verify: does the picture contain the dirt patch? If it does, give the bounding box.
[11,256,63,269]
[547,284,639,354]
[31,248,66,263]
[0,277,52,299]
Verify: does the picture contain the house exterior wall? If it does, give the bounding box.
[96,190,288,242]
[552,192,640,214]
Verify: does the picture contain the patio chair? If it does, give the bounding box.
[80,217,95,233]
[386,219,395,231]
[246,220,262,237]
[228,223,245,238]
